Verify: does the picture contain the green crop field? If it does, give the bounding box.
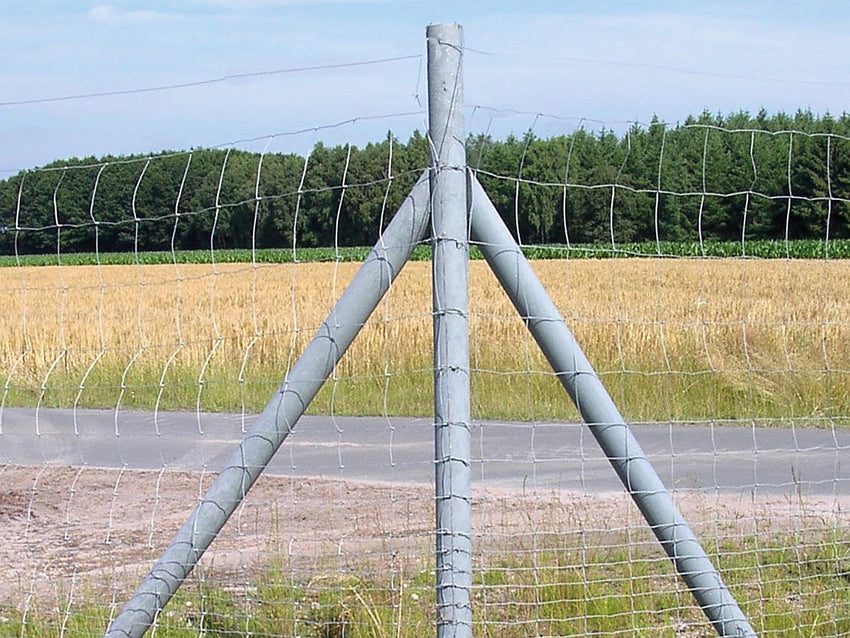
[2,238,850,268]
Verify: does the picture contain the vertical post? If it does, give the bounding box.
[427,23,472,638]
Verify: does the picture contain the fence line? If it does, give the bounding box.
[0,21,848,638]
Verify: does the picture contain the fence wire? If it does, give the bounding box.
[0,114,848,636]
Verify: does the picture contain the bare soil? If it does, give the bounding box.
[1,463,844,614]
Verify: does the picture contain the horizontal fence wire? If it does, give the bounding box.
[0,104,848,636]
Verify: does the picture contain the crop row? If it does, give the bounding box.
[1,238,849,267]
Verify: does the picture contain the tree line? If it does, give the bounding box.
[1,109,849,256]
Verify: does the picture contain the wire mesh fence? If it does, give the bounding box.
[1,29,849,637]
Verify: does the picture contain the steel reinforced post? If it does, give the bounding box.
[104,173,431,638]
[469,174,757,637]
[427,23,473,638]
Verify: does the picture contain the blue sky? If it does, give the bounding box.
[2,0,848,173]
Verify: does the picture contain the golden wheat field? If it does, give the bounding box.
[1,258,848,422]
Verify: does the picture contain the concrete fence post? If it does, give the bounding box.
[427,22,473,638]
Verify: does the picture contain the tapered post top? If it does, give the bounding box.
[426,23,464,163]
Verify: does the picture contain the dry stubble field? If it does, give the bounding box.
[1,257,850,633]
[1,257,848,421]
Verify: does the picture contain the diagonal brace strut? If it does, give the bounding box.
[468,172,757,638]
[104,173,431,638]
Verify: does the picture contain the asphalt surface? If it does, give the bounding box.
[1,407,848,496]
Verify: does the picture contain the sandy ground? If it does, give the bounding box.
[1,462,846,631]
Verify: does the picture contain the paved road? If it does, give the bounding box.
[1,407,848,496]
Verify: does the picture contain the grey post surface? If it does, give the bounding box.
[469,175,757,637]
[427,23,473,638]
[104,174,431,638]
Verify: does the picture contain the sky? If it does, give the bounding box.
[2,0,849,174]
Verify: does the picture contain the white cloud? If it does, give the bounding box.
[87,3,176,22]
[197,0,407,8]
[87,4,117,20]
